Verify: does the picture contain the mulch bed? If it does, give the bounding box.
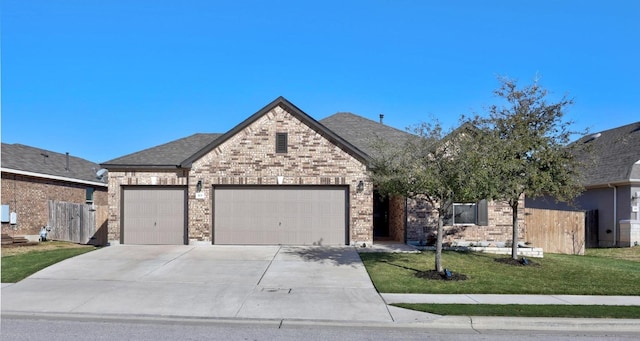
[415,270,469,281]
[494,257,540,267]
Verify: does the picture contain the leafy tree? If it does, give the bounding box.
[369,122,489,273]
[474,77,585,260]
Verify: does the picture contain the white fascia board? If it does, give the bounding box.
[1,167,108,187]
[585,180,640,189]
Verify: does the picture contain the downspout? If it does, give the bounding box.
[608,184,617,247]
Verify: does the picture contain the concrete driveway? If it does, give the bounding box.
[1,245,399,322]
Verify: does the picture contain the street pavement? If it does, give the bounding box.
[2,243,640,333]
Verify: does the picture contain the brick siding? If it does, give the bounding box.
[1,172,107,235]
[405,195,526,245]
[106,105,373,244]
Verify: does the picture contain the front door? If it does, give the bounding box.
[373,190,389,238]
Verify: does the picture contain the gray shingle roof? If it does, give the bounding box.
[1,143,107,185]
[573,121,640,186]
[100,99,415,170]
[101,133,222,168]
[319,112,414,157]
[102,97,374,169]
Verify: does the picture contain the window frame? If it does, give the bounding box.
[451,202,477,225]
[85,187,95,204]
[444,199,488,226]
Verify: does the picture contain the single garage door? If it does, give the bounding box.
[122,187,187,245]
[213,186,348,245]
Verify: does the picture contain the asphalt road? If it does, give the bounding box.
[2,314,639,341]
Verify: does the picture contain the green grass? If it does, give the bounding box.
[1,246,96,283]
[585,247,640,262]
[393,303,640,319]
[359,249,640,295]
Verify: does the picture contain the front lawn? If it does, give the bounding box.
[1,241,97,283]
[359,249,640,295]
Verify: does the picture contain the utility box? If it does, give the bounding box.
[619,220,640,247]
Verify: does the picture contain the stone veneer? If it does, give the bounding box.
[405,196,527,246]
[1,173,107,235]
[106,105,373,245]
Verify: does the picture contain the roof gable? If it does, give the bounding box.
[572,121,640,186]
[1,143,107,185]
[181,97,370,167]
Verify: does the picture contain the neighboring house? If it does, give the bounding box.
[1,143,108,238]
[527,121,640,247]
[102,97,524,246]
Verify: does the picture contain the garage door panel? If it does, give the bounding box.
[214,186,347,245]
[123,187,186,245]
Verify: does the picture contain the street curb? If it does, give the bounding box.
[3,311,639,333]
[470,316,640,333]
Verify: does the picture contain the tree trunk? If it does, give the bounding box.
[511,200,519,260]
[435,214,444,273]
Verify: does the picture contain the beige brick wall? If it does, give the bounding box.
[406,196,526,245]
[189,105,372,244]
[1,172,107,235]
[106,105,373,244]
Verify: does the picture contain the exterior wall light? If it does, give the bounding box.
[196,180,203,193]
[357,180,364,193]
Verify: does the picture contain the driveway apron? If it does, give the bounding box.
[1,245,393,322]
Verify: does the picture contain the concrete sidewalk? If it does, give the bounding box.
[382,293,640,306]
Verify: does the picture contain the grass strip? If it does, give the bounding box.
[359,250,640,295]
[394,303,640,319]
[2,247,96,283]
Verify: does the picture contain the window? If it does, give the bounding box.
[444,199,488,226]
[86,188,95,203]
[1,205,9,223]
[276,133,288,153]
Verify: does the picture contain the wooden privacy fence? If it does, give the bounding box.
[525,208,585,255]
[47,200,108,245]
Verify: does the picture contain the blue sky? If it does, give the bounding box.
[2,0,639,163]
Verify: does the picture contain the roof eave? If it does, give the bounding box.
[585,179,640,189]
[100,164,184,170]
[1,167,108,187]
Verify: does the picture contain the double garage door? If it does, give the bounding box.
[214,186,348,245]
[122,186,348,245]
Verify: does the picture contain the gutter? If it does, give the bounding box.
[1,167,108,187]
[586,179,640,188]
[608,183,617,247]
[100,164,183,170]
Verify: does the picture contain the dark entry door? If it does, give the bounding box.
[373,190,389,237]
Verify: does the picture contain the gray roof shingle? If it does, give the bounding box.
[573,121,640,186]
[1,143,107,185]
[319,112,414,157]
[100,100,414,169]
[102,98,377,169]
[101,133,222,168]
